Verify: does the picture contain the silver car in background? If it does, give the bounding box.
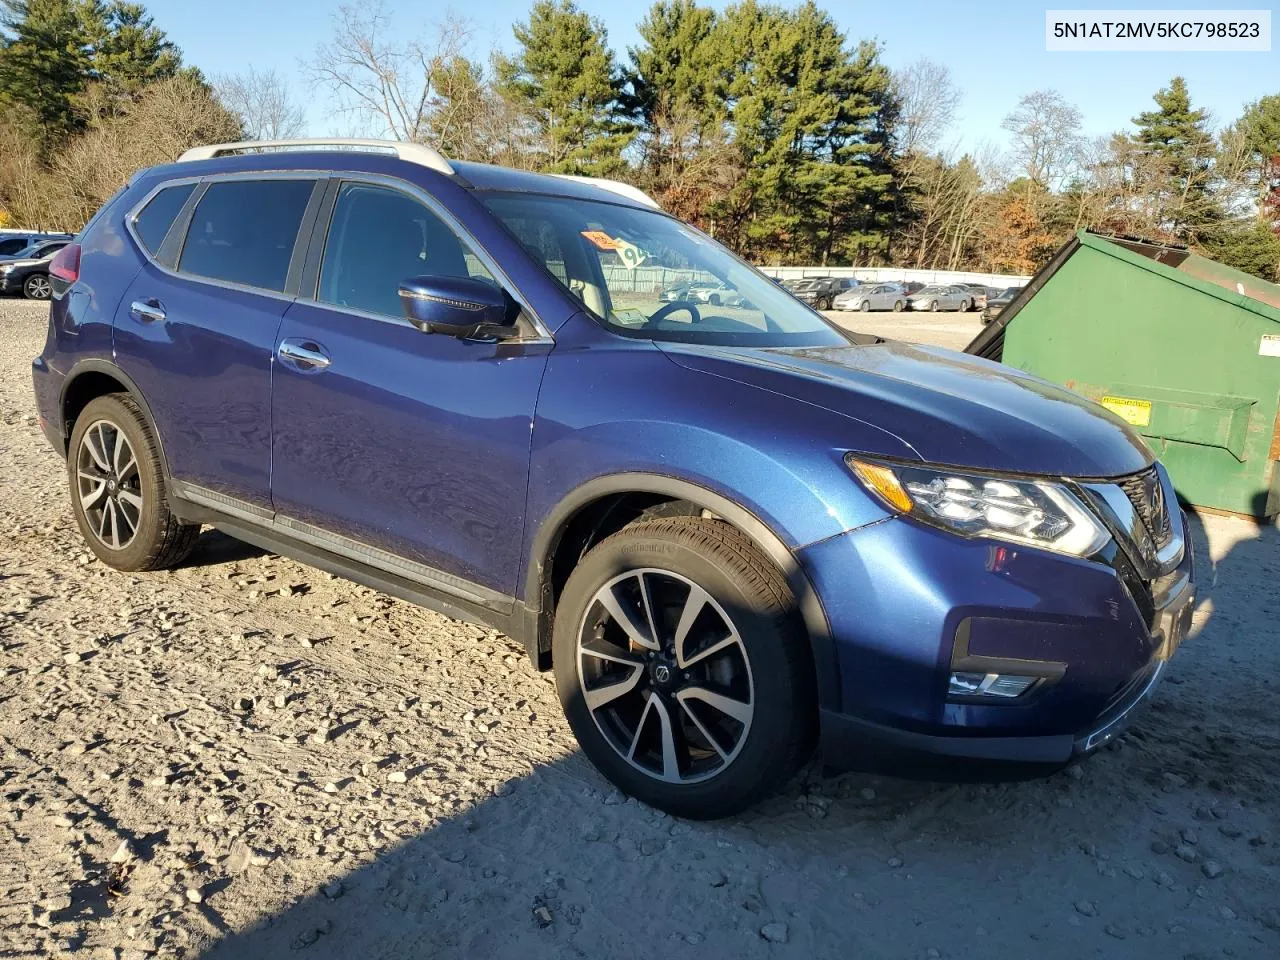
[833,283,907,312]
[906,284,972,312]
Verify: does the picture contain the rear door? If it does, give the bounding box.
[115,175,322,513]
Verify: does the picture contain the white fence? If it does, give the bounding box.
[591,262,1032,294]
[759,265,1032,288]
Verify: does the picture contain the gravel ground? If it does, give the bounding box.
[822,308,985,351]
[2,297,1278,960]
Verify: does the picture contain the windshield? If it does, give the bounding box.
[483,193,846,347]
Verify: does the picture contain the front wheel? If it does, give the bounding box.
[859,300,871,313]
[929,299,939,312]
[68,394,200,571]
[23,273,52,300]
[553,517,815,819]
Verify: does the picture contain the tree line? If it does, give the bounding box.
[2,0,1277,281]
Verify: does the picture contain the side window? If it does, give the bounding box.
[133,183,195,255]
[178,179,314,293]
[318,182,494,318]
[0,238,27,256]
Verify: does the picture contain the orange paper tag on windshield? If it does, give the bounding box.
[581,230,621,251]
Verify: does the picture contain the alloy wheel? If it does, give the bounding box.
[25,275,51,299]
[76,419,143,550]
[576,568,755,785]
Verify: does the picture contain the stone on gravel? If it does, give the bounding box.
[1175,844,1198,863]
[760,922,789,943]
[185,888,202,904]
[1201,860,1224,879]
[322,880,344,900]
[1074,900,1097,917]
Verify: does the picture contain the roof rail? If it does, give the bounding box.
[551,174,661,210]
[176,138,454,176]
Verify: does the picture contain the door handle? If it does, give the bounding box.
[278,339,331,372]
[129,299,166,324]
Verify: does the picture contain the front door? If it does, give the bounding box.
[270,181,551,603]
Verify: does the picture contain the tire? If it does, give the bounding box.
[929,299,939,312]
[892,300,904,312]
[23,273,51,300]
[859,300,871,313]
[822,296,834,311]
[957,298,971,312]
[68,393,199,572]
[553,517,816,819]
[708,294,721,306]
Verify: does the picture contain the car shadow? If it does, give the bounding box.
[185,510,1280,959]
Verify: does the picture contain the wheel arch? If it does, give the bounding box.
[60,360,170,480]
[526,473,841,711]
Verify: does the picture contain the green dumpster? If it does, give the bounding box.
[966,229,1280,519]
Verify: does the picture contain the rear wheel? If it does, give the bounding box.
[23,274,51,300]
[553,517,815,819]
[708,293,721,306]
[68,394,199,571]
[957,298,971,312]
[892,300,904,312]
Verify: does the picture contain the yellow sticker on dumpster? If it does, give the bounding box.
[1100,396,1152,427]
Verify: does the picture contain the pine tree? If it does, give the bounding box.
[706,1,896,263]
[1131,76,1219,239]
[497,0,634,176]
[627,0,718,127]
[0,0,90,148]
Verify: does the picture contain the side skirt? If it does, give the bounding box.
[171,499,539,662]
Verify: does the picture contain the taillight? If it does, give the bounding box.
[49,243,81,284]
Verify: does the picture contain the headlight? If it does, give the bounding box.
[847,458,1110,558]
[0,264,12,274]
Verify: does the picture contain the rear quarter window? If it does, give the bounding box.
[132,183,196,255]
[177,179,315,293]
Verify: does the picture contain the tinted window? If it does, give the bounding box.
[0,238,27,255]
[319,182,494,318]
[133,184,195,254]
[179,179,314,292]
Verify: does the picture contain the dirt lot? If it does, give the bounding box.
[2,298,1278,960]
[822,308,986,351]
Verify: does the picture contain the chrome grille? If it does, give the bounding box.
[1117,466,1172,549]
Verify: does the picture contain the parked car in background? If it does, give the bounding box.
[660,279,746,308]
[900,281,925,296]
[792,276,855,310]
[982,286,1025,324]
[0,232,73,261]
[954,283,992,310]
[32,138,1194,820]
[833,282,906,312]
[906,284,972,311]
[0,240,70,299]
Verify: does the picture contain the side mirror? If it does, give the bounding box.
[398,275,519,340]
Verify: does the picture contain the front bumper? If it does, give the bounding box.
[802,509,1195,776]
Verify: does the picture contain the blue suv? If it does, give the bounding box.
[32,139,1195,818]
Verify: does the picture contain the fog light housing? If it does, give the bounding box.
[948,672,1038,699]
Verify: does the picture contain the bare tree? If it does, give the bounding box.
[893,59,961,156]
[308,3,466,143]
[1001,90,1084,193]
[216,67,306,140]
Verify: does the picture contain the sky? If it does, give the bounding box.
[144,0,1278,154]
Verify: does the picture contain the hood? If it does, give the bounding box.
[657,340,1153,478]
